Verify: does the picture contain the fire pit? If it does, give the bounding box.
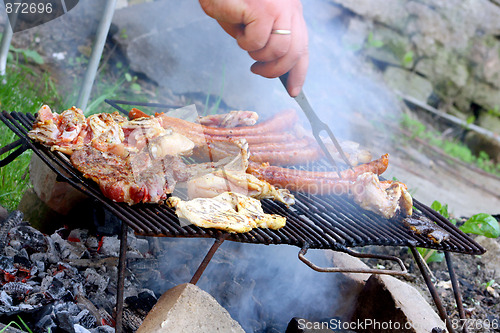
[0,102,486,333]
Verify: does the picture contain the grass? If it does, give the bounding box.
[401,113,500,176]
[0,63,61,211]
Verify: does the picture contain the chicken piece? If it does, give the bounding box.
[187,170,295,205]
[198,111,259,128]
[168,192,286,233]
[351,173,413,219]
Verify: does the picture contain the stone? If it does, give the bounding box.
[137,283,244,333]
[464,131,500,163]
[331,0,409,31]
[383,67,434,102]
[352,274,446,333]
[324,251,371,322]
[475,236,500,280]
[29,155,88,215]
[477,112,500,135]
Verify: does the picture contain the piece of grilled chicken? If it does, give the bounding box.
[168,192,286,233]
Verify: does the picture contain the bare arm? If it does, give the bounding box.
[199,0,308,97]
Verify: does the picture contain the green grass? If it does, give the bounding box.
[0,64,61,211]
[401,113,500,176]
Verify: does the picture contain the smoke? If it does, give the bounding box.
[152,237,341,333]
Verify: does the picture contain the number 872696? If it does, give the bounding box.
[449,318,499,331]
[5,2,53,14]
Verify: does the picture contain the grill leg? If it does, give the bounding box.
[115,223,128,333]
[409,246,455,333]
[445,251,468,333]
[190,235,226,285]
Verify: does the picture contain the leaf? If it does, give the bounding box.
[431,200,450,219]
[20,49,44,65]
[417,248,444,263]
[460,213,500,238]
[403,51,414,66]
[131,83,141,92]
[124,73,132,82]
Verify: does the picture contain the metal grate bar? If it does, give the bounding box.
[0,111,486,255]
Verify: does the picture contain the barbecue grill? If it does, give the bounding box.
[0,101,486,333]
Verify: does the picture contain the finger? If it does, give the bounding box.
[250,12,308,78]
[248,14,292,63]
[236,16,274,52]
[286,51,309,97]
[218,21,245,39]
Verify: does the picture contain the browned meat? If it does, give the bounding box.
[70,146,177,205]
[246,154,390,194]
[403,216,450,243]
[198,111,259,128]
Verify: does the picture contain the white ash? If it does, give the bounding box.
[0,211,158,332]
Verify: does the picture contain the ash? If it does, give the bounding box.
[0,210,340,333]
[0,211,155,333]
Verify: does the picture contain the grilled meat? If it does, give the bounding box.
[246,154,389,194]
[403,216,450,244]
[28,105,87,154]
[351,172,413,218]
[198,110,259,128]
[70,146,177,205]
[187,170,295,206]
[168,192,286,233]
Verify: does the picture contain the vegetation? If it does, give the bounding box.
[401,113,500,176]
[0,63,61,211]
[417,200,499,263]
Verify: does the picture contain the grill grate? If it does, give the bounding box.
[0,110,485,255]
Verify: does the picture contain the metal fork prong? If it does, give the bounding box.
[313,132,342,178]
[323,125,354,171]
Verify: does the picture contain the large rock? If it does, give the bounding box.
[29,155,87,215]
[137,283,244,333]
[352,274,446,333]
[332,0,500,113]
[383,67,433,102]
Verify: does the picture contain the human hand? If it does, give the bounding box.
[199,0,308,97]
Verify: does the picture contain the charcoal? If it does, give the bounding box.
[74,324,92,333]
[98,236,120,257]
[130,237,150,255]
[68,229,89,243]
[85,236,99,250]
[84,269,109,294]
[14,254,32,270]
[90,326,115,333]
[8,225,48,253]
[75,309,97,329]
[25,291,50,306]
[3,246,18,257]
[0,211,23,251]
[56,311,76,333]
[3,282,33,302]
[45,236,62,264]
[47,278,69,300]
[125,290,157,316]
[0,256,16,274]
[0,290,13,307]
[123,307,143,332]
[35,313,56,332]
